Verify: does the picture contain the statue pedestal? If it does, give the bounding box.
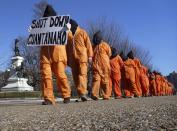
[11,56,24,69]
[1,77,34,92]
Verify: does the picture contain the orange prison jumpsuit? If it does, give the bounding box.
[40,45,71,105]
[140,66,149,96]
[149,73,156,96]
[121,63,127,97]
[133,58,142,96]
[164,78,169,95]
[91,41,111,99]
[123,58,139,97]
[66,27,93,96]
[155,74,161,96]
[161,77,166,96]
[109,55,123,97]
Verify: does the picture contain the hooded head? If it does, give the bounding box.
[127,50,134,59]
[119,51,127,61]
[111,47,118,59]
[93,31,102,45]
[43,5,57,17]
[153,70,157,74]
[70,19,78,35]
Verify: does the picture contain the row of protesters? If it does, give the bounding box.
[121,51,140,98]
[109,49,175,99]
[149,71,174,96]
[39,4,175,105]
[122,51,149,97]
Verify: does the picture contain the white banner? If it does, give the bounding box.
[27,15,70,46]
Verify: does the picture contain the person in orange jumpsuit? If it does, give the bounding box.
[40,5,71,105]
[161,76,166,96]
[91,31,111,100]
[132,53,142,97]
[119,52,129,98]
[66,19,93,101]
[126,51,141,97]
[154,71,161,96]
[120,51,137,98]
[164,79,168,95]
[139,65,149,96]
[109,47,124,98]
[167,82,174,95]
[148,71,157,96]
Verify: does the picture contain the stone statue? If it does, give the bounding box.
[14,39,20,56]
[12,38,24,77]
[1,38,34,91]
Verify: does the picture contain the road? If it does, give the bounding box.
[0,96,177,131]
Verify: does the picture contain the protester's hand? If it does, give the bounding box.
[88,57,92,64]
[66,23,71,30]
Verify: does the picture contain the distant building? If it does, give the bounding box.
[166,71,177,90]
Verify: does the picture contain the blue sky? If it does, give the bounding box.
[0,0,177,75]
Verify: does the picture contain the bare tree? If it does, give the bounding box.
[9,0,49,90]
[0,71,10,89]
[33,0,48,19]
[87,17,123,48]
[86,17,152,69]
[16,36,40,90]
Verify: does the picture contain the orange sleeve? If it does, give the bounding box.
[66,31,74,66]
[106,43,111,58]
[83,31,93,58]
[118,56,124,68]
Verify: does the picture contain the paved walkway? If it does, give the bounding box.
[0,96,176,130]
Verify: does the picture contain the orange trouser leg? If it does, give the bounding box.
[130,80,138,96]
[100,74,110,99]
[112,78,122,97]
[72,62,88,96]
[152,81,156,95]
[134,69,142,96]
[123,83,133,97]
[52,62,71,98]
[109,78,113,97]
[136,77,142,96]
[122,77,133,97]
[156,84,161,96]
[128,75,139,96]
[40,63,55,105]
[141,80,147,96]
[92,73,101,98]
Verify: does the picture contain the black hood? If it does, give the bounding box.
[70,19,78,35]
[111,47,118,59]
[127,50,134,59]
[43,5,57,17]
[120,51,127,61]
[93,31,102,45]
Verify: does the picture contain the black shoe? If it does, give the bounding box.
[115,96,122,99]
[63,97,70,104]
[126,96,134,98]
[103,98,109,100]
[91,95,98,101]
[134,94,140,98]
[42,100,53,105]
[81,95,87,102]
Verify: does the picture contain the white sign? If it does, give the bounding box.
[27,15,70,46]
